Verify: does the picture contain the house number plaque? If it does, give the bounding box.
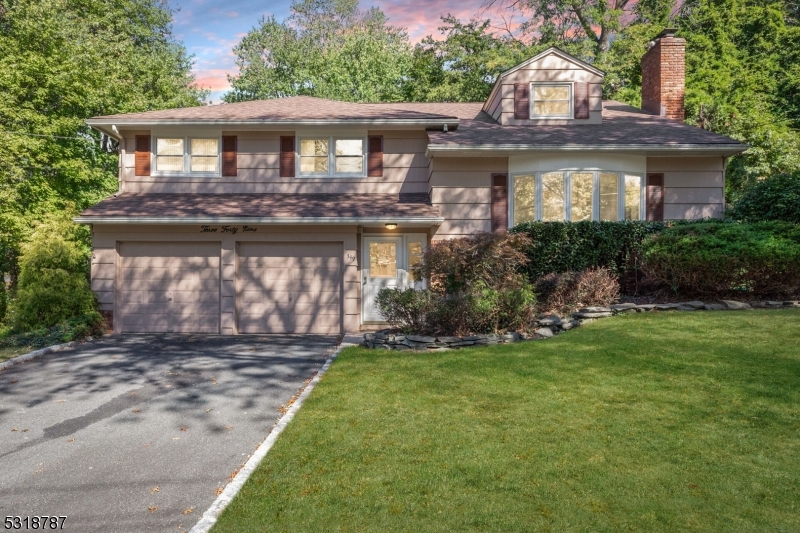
[200,225,258,234]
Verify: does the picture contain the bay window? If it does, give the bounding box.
[511,171,644,223]
[299,136,366,177]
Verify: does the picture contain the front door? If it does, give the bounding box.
[362,237,403,322]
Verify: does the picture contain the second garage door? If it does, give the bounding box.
[237,242,342,334]
[118,242,221,333]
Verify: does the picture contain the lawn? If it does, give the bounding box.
[0,344,35,363]
[213,310,800,533]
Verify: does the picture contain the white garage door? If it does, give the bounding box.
[118,242,220,333]
[237,242,341,334]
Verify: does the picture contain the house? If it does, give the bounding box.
[78,29,746,335]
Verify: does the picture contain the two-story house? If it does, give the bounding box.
[78,29,746,335]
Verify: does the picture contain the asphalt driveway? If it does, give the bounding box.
[0,335,337,533]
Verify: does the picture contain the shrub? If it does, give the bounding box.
[377,232,537,335]
[642,221,800,297]
[0,283,6,323]
[535,268,621,314]
[510,221,672,281]
[0,311,104,350]
[14,222,97,331]
[728,173,800,223]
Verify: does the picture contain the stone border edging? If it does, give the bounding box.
[188,340,352,533]
[364,299,800,350]
[0,338,92,372]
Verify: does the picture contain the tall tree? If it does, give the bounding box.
[0,0,206,281]
[225,0,411,103]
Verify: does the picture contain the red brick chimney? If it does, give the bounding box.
[641,28,685,121]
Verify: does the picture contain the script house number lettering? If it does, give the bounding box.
[199,225,258,233]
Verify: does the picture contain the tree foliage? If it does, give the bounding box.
[225,0,411,103]
[0,0,206,283]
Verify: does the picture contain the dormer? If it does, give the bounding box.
[483,47,604,126]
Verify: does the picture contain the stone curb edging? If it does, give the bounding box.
[188,341,352,533]
[0,338,93,372]
[364,299,800,350]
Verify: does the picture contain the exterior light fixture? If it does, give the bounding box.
[385,223,397,230]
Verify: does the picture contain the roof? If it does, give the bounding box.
[428,101,747,156]
[87,96,463,128]
[75,193,444,225]
[498,47,606,79]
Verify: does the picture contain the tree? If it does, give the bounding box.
[224,0,411,103]
[403,16,535,102]
[0,0,206,284]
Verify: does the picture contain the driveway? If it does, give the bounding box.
[0,335,337,532]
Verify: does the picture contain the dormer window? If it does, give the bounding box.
[531,83,573,118]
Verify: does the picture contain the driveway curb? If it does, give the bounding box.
[0,338,92,372]
[188,340,354,533]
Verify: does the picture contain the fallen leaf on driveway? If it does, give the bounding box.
[132,409,141,413]
[150,486,160,494]
[214,487,223,496]
[180,427,187,432]
[55,400,66,403]
[225,425,233,430]
[205,409,213,413]
[182,507,194,515]
[148,506,157,513]
[67,439,74,443]
[22,428,29,432]
[11,428,18,432]
[10,379,17,384]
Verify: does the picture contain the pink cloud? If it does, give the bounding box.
[192,69,234,91]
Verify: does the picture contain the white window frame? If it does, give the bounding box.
[152,136,221,177]
[509,171,646,223]
[296,135,368,178]
[530,82,574,119]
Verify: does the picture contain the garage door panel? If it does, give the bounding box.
[118,242,220,333]
[236,242,341,334]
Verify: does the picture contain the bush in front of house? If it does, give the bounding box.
[510,220,672,281]
[535,268,621,315]
[642,221,800,298]
[728,172,800,224]
[377,232,537,335]
[14,221,99,331]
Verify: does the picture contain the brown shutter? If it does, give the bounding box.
[646,173,665,221]
[280,136,295,178]
[514,83,530,120]
[221,136,237,176]
[491,173,509,233]
[134,135,150,176]
[574,82,590,119]
[368,135,383,177]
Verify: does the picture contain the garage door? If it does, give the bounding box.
[237,242,341,334]
[118,242,220,333]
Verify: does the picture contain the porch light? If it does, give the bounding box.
[384,223,397,230]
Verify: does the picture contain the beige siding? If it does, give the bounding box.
[647,156,725,220]
[429,157,508,240]
[120,129,431,195]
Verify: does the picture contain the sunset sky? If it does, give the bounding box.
[167,0,510,102]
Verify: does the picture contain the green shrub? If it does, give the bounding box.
[0,311,104,350]
[14,222,97,330]
[0,283,6,323]
[510,221,673,281]
[642,221,800,297]
[377,233,537,335]
[535,268,621,315]
[728,173,800,223]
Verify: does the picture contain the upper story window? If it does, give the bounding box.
[155,137,219,175]
[531,83,572,118]
[511,171,644,224]
[299,137,365,177]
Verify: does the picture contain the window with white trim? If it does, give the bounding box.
[511,171,644,223]
[298,136,365,177]
[154,137,219,175]
[531,83,572,118]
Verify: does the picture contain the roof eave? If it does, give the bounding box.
[73,216,446,225]
[426,143,749,158]
[85,118,460,129]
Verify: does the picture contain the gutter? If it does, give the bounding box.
[73,216,445,225]
[426,143,748,158]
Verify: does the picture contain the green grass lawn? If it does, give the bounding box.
[213,310,800,533]
[0,344,35,363]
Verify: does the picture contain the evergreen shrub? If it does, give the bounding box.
[728,173,800,224]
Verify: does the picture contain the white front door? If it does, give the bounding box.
[362,234,426,323]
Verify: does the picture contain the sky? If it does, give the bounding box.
[168,0,509,103]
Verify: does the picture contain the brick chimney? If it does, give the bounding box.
[641,28,685,121]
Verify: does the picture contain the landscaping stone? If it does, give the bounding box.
[561,320,580,330]
[681,301,705,309]
[437,336,462,343]
[720,300,751,310]
[579,306,612,313]
[534,327,554,338]
[537,315,563,326]
[785,301,800,308]
[703,303,726,310]
[766,301,784,307]
[407,335,437,343]
[676,304,700,311]
[655,303,679,310]
[635,304,657,310]
[611,303,638,311]
[573,311,613,319]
